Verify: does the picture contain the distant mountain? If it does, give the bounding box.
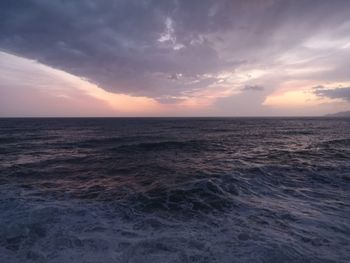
[325,111,350,117]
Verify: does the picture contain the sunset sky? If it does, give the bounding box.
[1,0,350,116]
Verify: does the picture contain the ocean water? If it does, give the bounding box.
[0,117,349,263]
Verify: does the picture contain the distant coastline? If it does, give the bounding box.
[325,111,350,117]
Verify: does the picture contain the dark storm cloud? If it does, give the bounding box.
[314,86,350,101]
[1,0,350,99]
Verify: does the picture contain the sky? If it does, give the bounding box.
[1,0,350,117]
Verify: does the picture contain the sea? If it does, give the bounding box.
[0,117,349,263]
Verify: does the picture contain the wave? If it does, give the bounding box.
[1,118,350,262]
[113,140,206,153]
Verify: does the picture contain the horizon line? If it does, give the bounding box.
[0,115,346,119]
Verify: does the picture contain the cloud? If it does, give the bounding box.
[0,0,350,114]
[242,85,264,91]
[313,86,350,101]
[0,51,163,116]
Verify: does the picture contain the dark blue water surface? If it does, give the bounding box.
[0,118,349,262]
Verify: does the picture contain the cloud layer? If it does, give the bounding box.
[1,0,350,115]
